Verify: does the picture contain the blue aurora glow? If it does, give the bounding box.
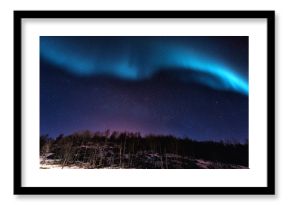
[40,37,248,95]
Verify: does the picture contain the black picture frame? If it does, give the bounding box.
[14,10,275,195]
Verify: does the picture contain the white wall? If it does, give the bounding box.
[0,0,288,204]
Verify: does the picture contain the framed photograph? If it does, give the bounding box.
[14,10,275,195]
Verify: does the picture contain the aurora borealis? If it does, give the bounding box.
[40,36,248,142]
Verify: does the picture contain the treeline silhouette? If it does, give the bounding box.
[40,130,248,169]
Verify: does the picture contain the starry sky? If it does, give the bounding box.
[40,36,248,142]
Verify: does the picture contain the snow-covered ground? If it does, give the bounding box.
[40,156,248,169]
[195,159,248,169]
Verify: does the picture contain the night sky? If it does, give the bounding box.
[40,36,248,142]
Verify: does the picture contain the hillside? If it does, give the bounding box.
[40,131,248,169]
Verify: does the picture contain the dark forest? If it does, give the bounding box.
[40,130,248,169]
